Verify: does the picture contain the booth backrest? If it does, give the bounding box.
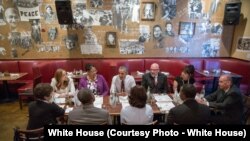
[1,58,249,95]
[0,61,19,73]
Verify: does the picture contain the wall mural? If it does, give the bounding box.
[0,0,233,59]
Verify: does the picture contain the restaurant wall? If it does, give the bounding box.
[0,0,235,59]
[231,0,250,61]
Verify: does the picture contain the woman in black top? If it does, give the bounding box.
[173,65,195,93]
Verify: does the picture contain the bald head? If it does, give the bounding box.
[218,74,232,90]
[5,7,19,27]
[150,63,160,77]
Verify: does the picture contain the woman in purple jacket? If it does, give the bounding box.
[79,64,109,96]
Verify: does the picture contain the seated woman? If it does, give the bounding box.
[173,65,195,93]
[78,64,109,96]
[120,85,153,125]
[50,68,76,98]
[27,83,65,130]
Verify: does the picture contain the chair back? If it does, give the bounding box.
[32,66,42,90]
[14,127,44,141]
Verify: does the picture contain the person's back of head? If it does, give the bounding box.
[34,83,53,100]
[77,88,94,105]
[180,84,196,100]
[129,85,147,108]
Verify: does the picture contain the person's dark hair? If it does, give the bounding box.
[181,84,196,99]
[85,63,94,72]
[128,85,147,108]
[77,88,94,104]
[153,25,162,31]
[183,64,195,77]
[34,83,53,100]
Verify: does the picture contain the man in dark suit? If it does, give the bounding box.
[167,84,210,124]
[142,63,168,93]
[197,74,244,124]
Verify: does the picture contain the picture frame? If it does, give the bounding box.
[141,2,155,21]
[106,32,116,46]
[178,22,196,36]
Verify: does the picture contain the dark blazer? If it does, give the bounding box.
[205,85,244,124]
[142,72,168,93]
[27,100,65,130]
[167,99,210,124]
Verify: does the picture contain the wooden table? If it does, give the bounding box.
[0,73,27,102]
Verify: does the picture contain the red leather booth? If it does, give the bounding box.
[0,58,249,96]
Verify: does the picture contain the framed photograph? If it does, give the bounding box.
[106,32,116,46]
[141,2,155,21]
[178,22,196,36]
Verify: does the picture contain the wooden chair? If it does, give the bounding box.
[122,120,158,125]
[18,66,42,109]
[13,127,44,141]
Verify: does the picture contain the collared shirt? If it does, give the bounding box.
[110,75,136,94]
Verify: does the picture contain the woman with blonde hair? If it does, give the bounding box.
[51,68,75,98]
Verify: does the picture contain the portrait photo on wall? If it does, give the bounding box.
[141,2,155,21]
[178,22,196,36]
[160,0,176,21]
[106,32,116,46]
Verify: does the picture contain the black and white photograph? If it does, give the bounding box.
[14,0,42,8]
[30,19,42,44]
[4,7,20,31]
[37,43,60,52]
[188,0,203,19]
[106,32,116,46]
[90,0,103,8]
[165,46,189,54]
[11,47,18,58]
[131,0,140,23]
[153,25,163,41]
[0,47,6,56]
[20,33,32,49]
[119,40,144,55]
[211,23,223,35]
[43,4,57,23]
[179,22,195,36]
[81,27,102,54]
[209,0,221,17]
[112,0,133,32]
[98,10,112,26]
[72,2,86,24]
[8,32,21,46]
[202,38,220,57]
[164,22,175,37]
[160,0,176,21]
[139,25,150,43]
[64,34,78,50]
[48,27,57,41]
[198,19,211,34]
[237,37,250,52]
[141,2,155,20]
[0,5,6,25]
